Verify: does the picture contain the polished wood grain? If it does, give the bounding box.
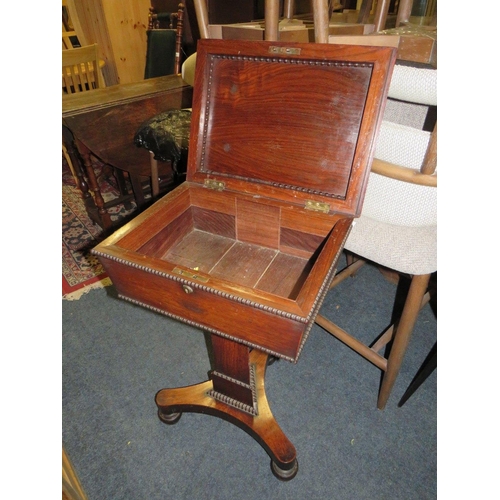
[209,242,278,288]
[62,76,192,170]
[118,183,192,250]
[192,206,235,238]
[138,208,193,258]
[188,41,396,217]
[93,40,396,479]
[156,347,298,478]
[236,199,280,249]
[256,253,312,299]
[163,229,235,271]
[62,75,193,228]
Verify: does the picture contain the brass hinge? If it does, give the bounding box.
[305,200,330,213]
[204,179,225,191]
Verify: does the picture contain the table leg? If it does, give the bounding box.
[129,173,147,208]
[114,169,134,210]
[155,335,298,480]
[76,139,113,231]
[62,126,91,201]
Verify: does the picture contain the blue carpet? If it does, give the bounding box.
[62,258,436,500]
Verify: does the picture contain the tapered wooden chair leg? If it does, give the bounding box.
[377,273,431,409]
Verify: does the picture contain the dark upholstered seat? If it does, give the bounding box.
[134,109,191,172]
[134,109,192,197]
[133,50,195,200]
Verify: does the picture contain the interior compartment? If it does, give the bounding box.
[133,190,334,301]
[93,41,396,362]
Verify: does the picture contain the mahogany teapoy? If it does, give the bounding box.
[93,39,396,480]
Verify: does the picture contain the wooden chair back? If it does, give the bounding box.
[145,4,185,76]
[62,0,88,49]
[62,44,104,94]
[62,20,77,50]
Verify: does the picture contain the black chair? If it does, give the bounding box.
[132,4,191,201]
[145,4,185,78]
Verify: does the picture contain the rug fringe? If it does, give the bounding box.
[63,277,113,301]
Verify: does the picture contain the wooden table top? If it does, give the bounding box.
[63,74,190,116]
[62,75,193,178]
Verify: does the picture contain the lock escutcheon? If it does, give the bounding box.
[182,284,194,294]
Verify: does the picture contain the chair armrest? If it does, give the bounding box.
[371,158,437,187]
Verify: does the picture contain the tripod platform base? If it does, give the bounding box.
[155,349,298,480]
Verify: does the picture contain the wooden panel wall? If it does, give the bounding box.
[100,0,150,84]
[68,0,150,86]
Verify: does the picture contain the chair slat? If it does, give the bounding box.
[62,43,105,94]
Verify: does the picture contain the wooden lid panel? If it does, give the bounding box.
[188,40,396,215]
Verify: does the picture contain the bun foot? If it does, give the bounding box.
[158,410,182,425]
[267,356,279,366]
[271,458,298,481]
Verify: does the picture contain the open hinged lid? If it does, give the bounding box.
[187,39,396,216]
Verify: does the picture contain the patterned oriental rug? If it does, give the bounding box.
[62,159,136,300]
